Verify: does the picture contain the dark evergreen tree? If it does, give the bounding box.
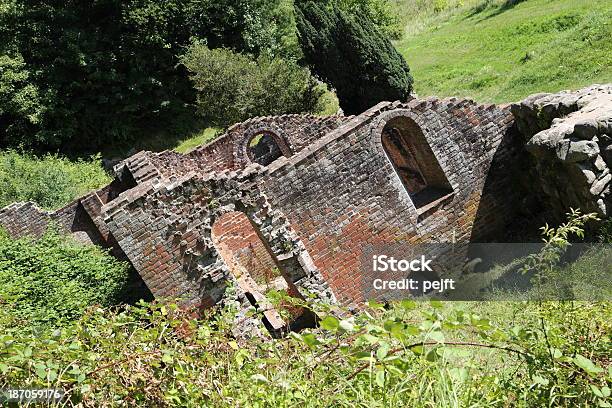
[294,1,413,115]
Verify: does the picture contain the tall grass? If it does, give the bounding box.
[390,0,503,37]
[0,150,111,209]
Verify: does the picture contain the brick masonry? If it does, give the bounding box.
[0,95,526,318]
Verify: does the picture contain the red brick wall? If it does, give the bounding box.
[22,98,520,311]
[211,211,305,324]
[211,211,280,285]
[262,100,519,305]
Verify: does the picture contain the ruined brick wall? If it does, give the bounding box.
[98,98,519,308]
[119,114,351,180]
[0,202,61,239]
[261,99,518,305]
[0,96,522,312]
[211,211,310,329]
[189,114,350,172]
[0,200,107,246]
[211,211,281,285]
[99,166,318,308]
[0,169,138,253]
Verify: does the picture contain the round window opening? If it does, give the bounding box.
[247,132,285,166]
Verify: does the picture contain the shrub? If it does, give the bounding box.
[180,42,325,127]
[0,298,608,406]
[0,212,609,405]
[295,1,413,115]
[597,217,612,243]
[0,150,111,209]
[0,227,130,328]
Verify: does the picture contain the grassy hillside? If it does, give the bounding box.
[394,0,612,102]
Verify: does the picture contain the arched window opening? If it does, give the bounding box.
[211,211,315,335]
[247,132,285,166]
[382,117,453,212]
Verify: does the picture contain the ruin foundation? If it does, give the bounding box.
[2,85,610,334]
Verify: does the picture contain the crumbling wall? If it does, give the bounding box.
[0,202,68,239]
[100,166,329,309]
[0,198,109,246]
[190,114,350,172]
[261,100,518,305]
[0,166,139,254]
[121,114,351,181]
[0,94,530,310]
[211,211,280,285]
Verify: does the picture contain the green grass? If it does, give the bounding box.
[173,127,222,154]
[394,0,612,102]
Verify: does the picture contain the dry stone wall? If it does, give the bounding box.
[511,84,612,221]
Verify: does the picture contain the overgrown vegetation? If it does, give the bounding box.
[1,0,609,152]
[0,150,110,209]
[0,1,610,404]
[0,227,130,328]
[0,0,400,152]
[453,210,612,302]
[0,298,609,406]
[295,0,413,115]
[518,210,600,297]
[181,42,325,127]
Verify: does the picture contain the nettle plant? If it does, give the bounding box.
[0,298,609,406]
[520,208,599,292]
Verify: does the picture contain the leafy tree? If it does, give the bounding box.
[295,0,413,115]
[331,0,402,39]
[0,0,297,151]
[180,42,324,127]
[0,54,42,144]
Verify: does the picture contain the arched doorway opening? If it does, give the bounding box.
[211,211,315,336]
